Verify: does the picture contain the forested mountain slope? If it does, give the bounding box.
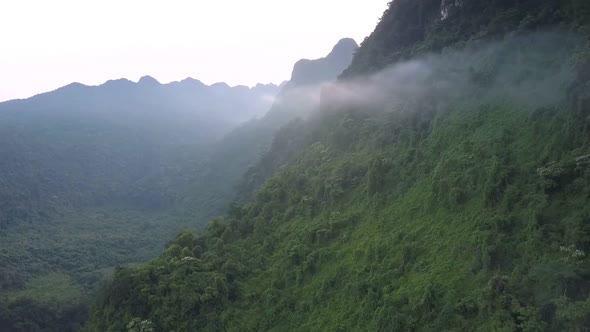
[89,0,590,331]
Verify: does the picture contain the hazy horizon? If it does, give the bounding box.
[0,0,388,102]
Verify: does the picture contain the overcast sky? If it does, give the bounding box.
[0,0,388,101]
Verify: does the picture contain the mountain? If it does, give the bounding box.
[0,77,280,231]
[88,1,590,331]
[289,38,359,86]
[0,39,359,332]
[2,77,278,137]
[0,77,277,331]
[186,38,359,212]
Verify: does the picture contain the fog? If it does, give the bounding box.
[272,31,579,121]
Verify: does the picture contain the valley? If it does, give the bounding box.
[2,0,590,331]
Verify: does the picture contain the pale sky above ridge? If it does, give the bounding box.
[0,0,389,101]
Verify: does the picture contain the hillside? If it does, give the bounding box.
[89,0,590,331]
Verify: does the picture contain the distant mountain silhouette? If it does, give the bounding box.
[1,77,279,138]
[137,75,160,86]
[262,38,359,125]
[290,38,359,86]
[0,75,279,230]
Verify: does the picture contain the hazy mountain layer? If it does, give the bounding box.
[0,78,277,330]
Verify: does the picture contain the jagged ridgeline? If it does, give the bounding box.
[90,1,590,331]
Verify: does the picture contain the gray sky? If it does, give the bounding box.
[0,0,388,102]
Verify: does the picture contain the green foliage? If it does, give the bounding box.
[126,318,155,332]
[90,39,590,332]
[0,70,285,332]
[88,0,590,329]
[8,0,590,331]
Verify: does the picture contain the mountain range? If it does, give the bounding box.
[0,38,358,331]
[3,0,590,330]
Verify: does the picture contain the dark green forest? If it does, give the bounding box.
[88,0,590,331]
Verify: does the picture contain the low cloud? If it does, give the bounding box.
[275,30,579,121]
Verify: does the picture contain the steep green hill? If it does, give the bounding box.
[88,0,590,331]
